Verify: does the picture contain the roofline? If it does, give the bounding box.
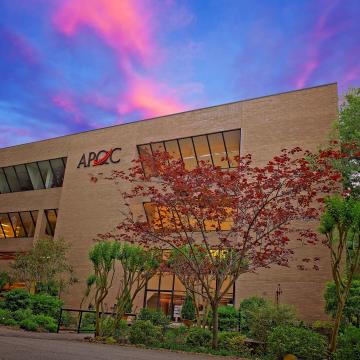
[1,82,337,150]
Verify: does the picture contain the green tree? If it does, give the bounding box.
[319,195,360,354]
[88,241,120,336]
[11,237,74,295]
[324,279,360,327]
[112,243,160,331]
[181,294,196,321]
[334,87,360,197]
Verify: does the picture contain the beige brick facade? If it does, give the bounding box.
[0,83,338,321]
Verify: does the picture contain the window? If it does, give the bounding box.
[45,209,58,236]
[144,250,234,318]
[0,209,56,239]
[137,129,241,176]
[143,202,233,232]
[0,157,67,194]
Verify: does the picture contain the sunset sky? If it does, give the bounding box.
[0,0,359,148]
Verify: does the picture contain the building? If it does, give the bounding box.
[0,83,338,321]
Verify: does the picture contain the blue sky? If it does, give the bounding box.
[0,0,359,147]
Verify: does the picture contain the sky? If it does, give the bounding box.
[0,0,359,148]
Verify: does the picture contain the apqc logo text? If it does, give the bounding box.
[77,148,122,168]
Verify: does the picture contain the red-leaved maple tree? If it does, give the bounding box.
[95,147,343,348]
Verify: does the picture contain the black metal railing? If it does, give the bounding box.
[56,308,136,334]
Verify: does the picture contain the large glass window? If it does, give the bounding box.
[0,213,15,238]
[3,167,21,192]
[14,164,33,191]
[144,202,232,232]
[45,209,58,236]
[137,129,241,176]
[26,163,44,190]
[0,168,10,194]
[0,209,52,239]
[144,251,234,318]
[0,157,67,194]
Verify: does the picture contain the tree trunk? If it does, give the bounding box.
[95,301,100,337]
[329,297,345,355]
[211,303,219,349]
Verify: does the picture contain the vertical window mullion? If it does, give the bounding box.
[0,221,6,239]
[29,211,37,229]
[190,137,199,166]
[7,213,17,238]
[2,168,12,193]
[157,272,162,309]
[12,166,24,190]
[221,132,231,168]
[44,210,54,236]
[176,139,184,163]
[48,160,57,187]
[205,135,215,166]
[36,162,46,188]
[18,212,28,237]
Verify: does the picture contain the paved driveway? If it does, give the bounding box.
[0,327,238,360]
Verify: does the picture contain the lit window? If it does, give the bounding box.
[137,129,241,176]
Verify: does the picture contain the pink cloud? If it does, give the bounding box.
[118,77,184,119]
[53,0,154,64]
[53,0,187,121]
[52,93,83,123]
[292,1,343,89]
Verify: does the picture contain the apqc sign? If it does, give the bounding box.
[77,148,122,168]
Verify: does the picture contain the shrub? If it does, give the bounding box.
[181,295,195,321]
[218,331,239,348]
[186,327,212,347]
[218,306,238,331]
[247,302,296,342]
[129,320,162,346]
[12,308,33,322]
[335,326,360,360]
[239,296,267,333]
[137,308,170,328]
[268,325,327,360]
[325,280,360,326]
[98,316,128,338]
[0,309,12,324]
[163,326,188,346]
[33,314,58,332]
[0,271,10,291]
[3,289,31,311]
[20,317,38,331]
[31,293,63,318]
[3,318,18,326]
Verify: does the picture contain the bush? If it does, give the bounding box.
[247,301,296,342]
[137,308,170,329]
[20,317,38,331]
[186,327,212,347]
[129,320,162,346]
[163,326,188,346]
[33,314,58,332]
[0,309,13,324]
[31,293,63,319]
[181,295,195,321]
[239,296,267,333]
[3,318,18,326]
[268,325,327,360]
[335,326,360,360]
[12,308,33,322]
[218,306,238,331]
[325,280,360,326]
[0,271,10,291]
[3,289,31,311]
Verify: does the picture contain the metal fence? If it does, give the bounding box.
[56,308,136,334]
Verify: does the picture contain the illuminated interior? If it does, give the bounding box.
[137,129,241,176]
